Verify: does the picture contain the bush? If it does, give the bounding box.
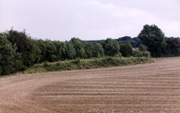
[113,53,122,57]
[111,59,120,66]
[132,48,142,57]
[56,62,61,66]
[139,44,147,51]
[97,53,101,58]
[35,56,41,63]
[142,51,151,57]
[132,48,151,57]
[2,65,10,75]
[43,62,49,67]
[120,43,133,57]
[50,55,57,62]
[73,57,81,64]
[14,60,26,71]
[106,57,112,60]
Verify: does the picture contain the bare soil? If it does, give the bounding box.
[0,57,180,113]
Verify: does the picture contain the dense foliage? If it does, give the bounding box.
[138,24,180,57]
[165,38,180,56]
[120,42,133,57]
[0,34,16,75]
[102,38,120,56]
[87,36,142,48]
[138,24,166,57]
[0,24,179,75]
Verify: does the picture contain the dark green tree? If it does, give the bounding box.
[120,42,133,57]
[165,38,180,56]
[69,38,86,58]
[138,24,166,57]
[32,40,41,63]
[138,44,147,51]
[46,42,57,62]
[94,43,104,57]
[36,39,47,62]
[102,38,119,56]
[79,48,87,58]
[0,33,16,75]
[5,29,41,66]
[67,42,76,59]
[58,42,68,60]
[85,43,94,58]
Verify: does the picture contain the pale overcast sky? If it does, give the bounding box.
[0,0,180,41]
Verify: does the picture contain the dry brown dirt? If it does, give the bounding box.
[0,57,180,113]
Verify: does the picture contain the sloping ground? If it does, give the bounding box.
[0,57,180,113]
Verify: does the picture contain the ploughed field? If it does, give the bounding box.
[0,57,180,113]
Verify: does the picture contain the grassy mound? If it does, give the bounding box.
[20,57,154,74]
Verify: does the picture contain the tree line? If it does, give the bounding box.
[87,36,142,48]
[0,24,180,75]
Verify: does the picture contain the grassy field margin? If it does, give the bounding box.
[19,57,154,74]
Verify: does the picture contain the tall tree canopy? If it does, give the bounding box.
[5,29,41,66]
[69,38,86,58]
[165,38,180,56]
[94,43,104,57]
[120,42,133,57]
[102,38,119,56]
[0,33,16,75]
[138,24,166,57]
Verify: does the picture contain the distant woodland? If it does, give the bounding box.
[0,24,180,75]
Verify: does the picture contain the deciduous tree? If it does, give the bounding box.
[0,33,16,75]
[120,42,133,57]
[102,38,119,56]
[138,24,166,57]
